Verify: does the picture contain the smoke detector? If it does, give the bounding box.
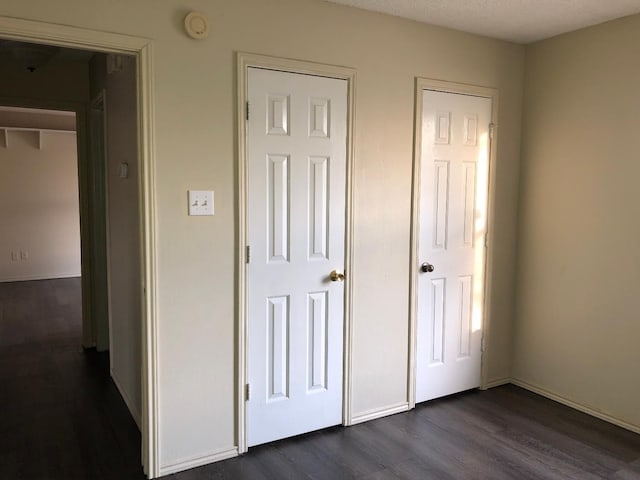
[184,12,210,40]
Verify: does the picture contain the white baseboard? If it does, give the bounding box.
[511,378,640,435]
[111,369,141,430]
[350,402,409,426]
[483,377,511,389]
[159,447,239,476]
[0,272,81,283]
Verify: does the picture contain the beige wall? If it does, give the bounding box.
[0,130,80,281]
[90,53,142,425]
[0,0,525,471]
[515,14,640,431]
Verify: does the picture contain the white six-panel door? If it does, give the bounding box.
[416,89,492,403]
[246,67,347,447]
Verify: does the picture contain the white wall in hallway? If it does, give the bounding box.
[0,130,80,282]
[89,53,142,426]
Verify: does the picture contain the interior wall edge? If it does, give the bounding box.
[511,39,536,369]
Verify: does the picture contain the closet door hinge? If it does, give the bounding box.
[245,383,250,401]
[246,101,250,121]
[246,245,251,264]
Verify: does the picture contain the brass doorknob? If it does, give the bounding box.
[421,262,435,273]
[330,270,345,282]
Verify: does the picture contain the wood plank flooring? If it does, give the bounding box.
[1,278,639,479]
[0,278,142,479]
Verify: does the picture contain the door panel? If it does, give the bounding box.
[246,67,347,447]
[416,89,491,403]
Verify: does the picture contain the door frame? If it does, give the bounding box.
[0,16,160,477]
[236,52,356,453]
[408,77,499,408]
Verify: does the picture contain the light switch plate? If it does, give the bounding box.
[188,190,214,216]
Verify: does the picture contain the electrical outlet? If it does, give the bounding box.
[11,251,18,262]
[20,251,28,260]
[188,190,214,216]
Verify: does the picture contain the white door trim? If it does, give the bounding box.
[236,52,356,453]
[0,16,160,478]
[408,77,499,408]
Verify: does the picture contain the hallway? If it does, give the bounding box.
[0,278,143,478]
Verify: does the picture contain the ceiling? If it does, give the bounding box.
[323,0,640,43]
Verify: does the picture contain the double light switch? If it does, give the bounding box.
[188,190,214,216]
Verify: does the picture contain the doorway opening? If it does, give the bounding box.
[0,36,150,477]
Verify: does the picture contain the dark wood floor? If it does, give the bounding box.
[2,279,640,479]
[0,278,142,479]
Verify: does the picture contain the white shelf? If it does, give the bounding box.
[0,126,76,149]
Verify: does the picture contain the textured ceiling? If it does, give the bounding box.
[322,0,640,43]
